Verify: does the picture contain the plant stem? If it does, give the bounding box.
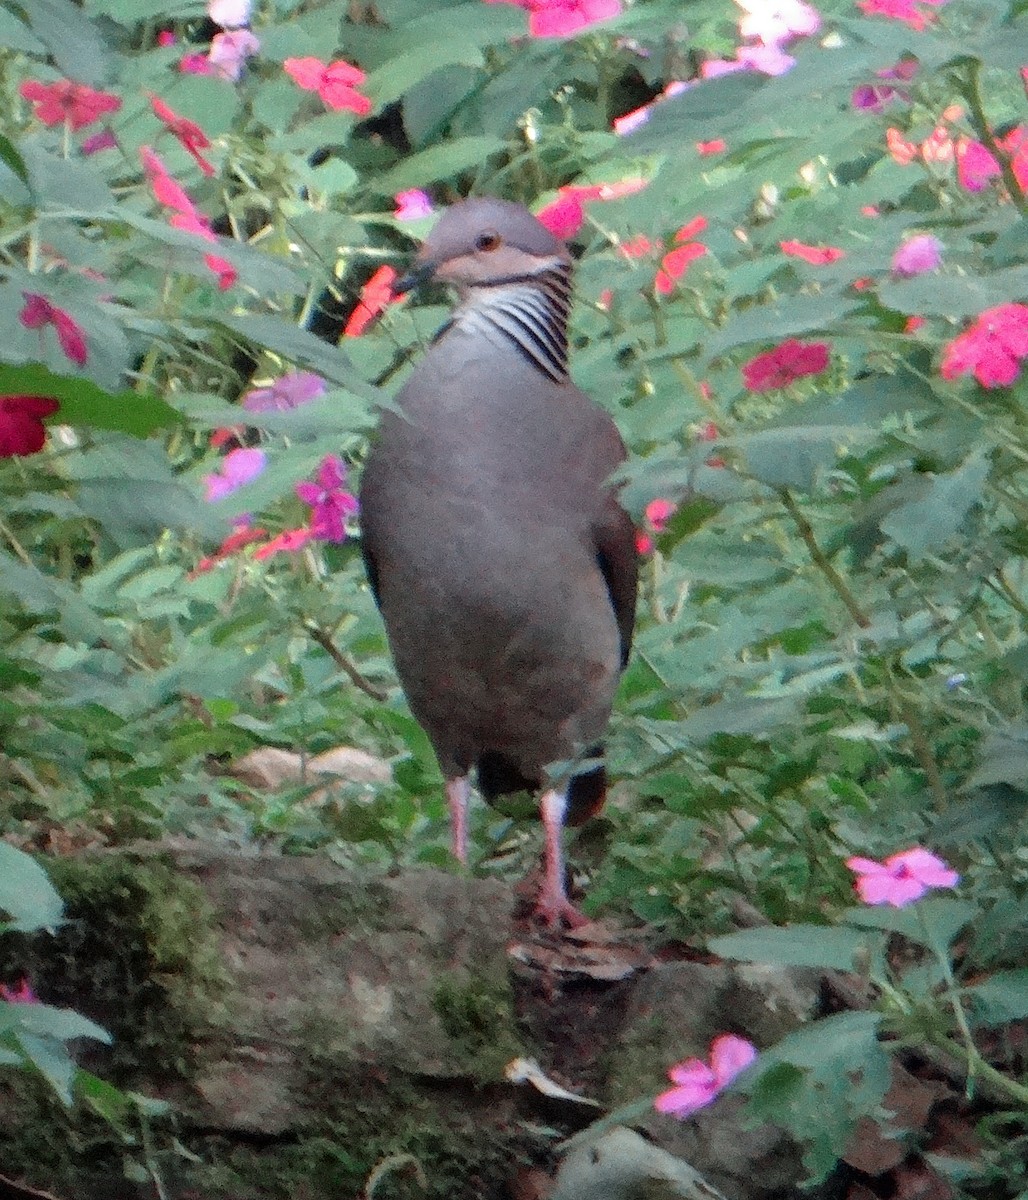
[779,488,871,628]
[959,61,1027,213]
[303,621,387,701]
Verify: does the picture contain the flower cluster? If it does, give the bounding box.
[179,0,258,80]
[741,339,829,391]
[940,303,1028,389]
[703,0,821,79]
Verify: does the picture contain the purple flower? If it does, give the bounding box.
[208,29,259,81]
[295,455,358,543]
[891,233,942,278]
[81,128,118,155]
[846,847,959,907]
[242,371,327,413]
[204,446,266,501]
[394,189,434,221]
[655,1035,758,1119]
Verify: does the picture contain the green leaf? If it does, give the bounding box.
[0,843,64,931]
[15,1003,111,1045]
[26,0,111,83]
[964,969,1028,1026]
[374,135,508,193]
[0,364,179,436]
[16,1032,77,1105]
[710,925,882,971]
[0,134,29,185]
[880,452,990,561]
[844,898,975,949]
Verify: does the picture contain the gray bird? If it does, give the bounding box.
[359,197,638,927]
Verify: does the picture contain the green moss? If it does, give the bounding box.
[431,973,523,1080]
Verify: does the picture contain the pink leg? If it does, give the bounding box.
[535,788,588,928]
[445,776,470,865]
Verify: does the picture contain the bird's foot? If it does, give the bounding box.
[533,888,589,930]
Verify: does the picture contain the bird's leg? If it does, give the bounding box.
[445,776,471,865]
[536,788,588,928]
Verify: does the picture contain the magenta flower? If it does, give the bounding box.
[394,189,434,221]
[295,455,358,543]
[204,446,267,501]
[846,847,960,907]
[485,0,622,38]
[0,395,59,457]
[242,371,327,413]
[940,303,1028,389]
[655,1035,758,1119]
[81,128,117,155]
[0,978,40,1004]
[19,293,88,366]
[891,234,942,278]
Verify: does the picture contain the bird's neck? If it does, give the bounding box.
[445,265,572,384]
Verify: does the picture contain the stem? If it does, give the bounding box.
[779,488,871,628]
[960,61,1027,213]
[303,622,387,702]
[894,686,948,812]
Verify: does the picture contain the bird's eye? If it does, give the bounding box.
[475,231,501,252]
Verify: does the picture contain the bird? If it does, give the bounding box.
[358,196,638,927]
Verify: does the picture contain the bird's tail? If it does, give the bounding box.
[476,748,606,826]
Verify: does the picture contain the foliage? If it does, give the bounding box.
[1,0,1027,1192]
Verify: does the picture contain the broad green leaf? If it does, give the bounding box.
[27,0,111,82]
[880,453,990,561]
[879,266,1028,319]
[0,364,179,436]
[964,969,1028,1026]
[374,136,508,194]
[710,924,882,971]
[844,899,975,950]
[16,1032,78,1105]
[15,1004,111,1045]
[0,843,64,931]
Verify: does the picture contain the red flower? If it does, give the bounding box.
[190,521,269,576]
[940,303,1028,389]
[343,265,401,337]
[742,339,829,391]
[655,216,708,295]
[536,192,586,238]
[635,497,678,554]
[19,293,88,366]
[697,138,726,155]
[253,528,313,560]
[283,57,372,116]
[148,94,215,176]
[619,234,653,259]
[0,395,59,457]
[780,239,845,265]
[19,79,121,131]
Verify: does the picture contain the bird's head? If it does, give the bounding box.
[393,197,570,297]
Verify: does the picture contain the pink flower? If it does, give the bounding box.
[635,497,678,554]
[344,265,401,337]
[394,189,434,221]
[536,192,586,238]
[0,979,40,1004]
[20,79,121,131]
[856,0,936,30]
[208,0,251,26]
[253,527,312,560]
[295,455,359,543]
[149,94,215,176]
[846,847,959,907]
[0,395,59,457]
[283,56,372,116]
[243,372,327,412]
[891,233,942,277]
[655,1035,758,1119]
[955,138,1001,192]
[204,446,267,501]
[737,0,821,46]
[157,30,177,47]
[704,43,796,76]
[180,52,215,75]
[697,138,727,155]
[19,293,88,366]
[208,30,259,81]
[940,303,1028,389]
[780,239,845,265]
[742,339,829,391]
[528,0,622,38]
[81,128,117,155]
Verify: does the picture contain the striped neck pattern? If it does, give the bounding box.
[448,265,572,384]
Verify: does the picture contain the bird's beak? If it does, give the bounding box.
[392,258,437,296]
